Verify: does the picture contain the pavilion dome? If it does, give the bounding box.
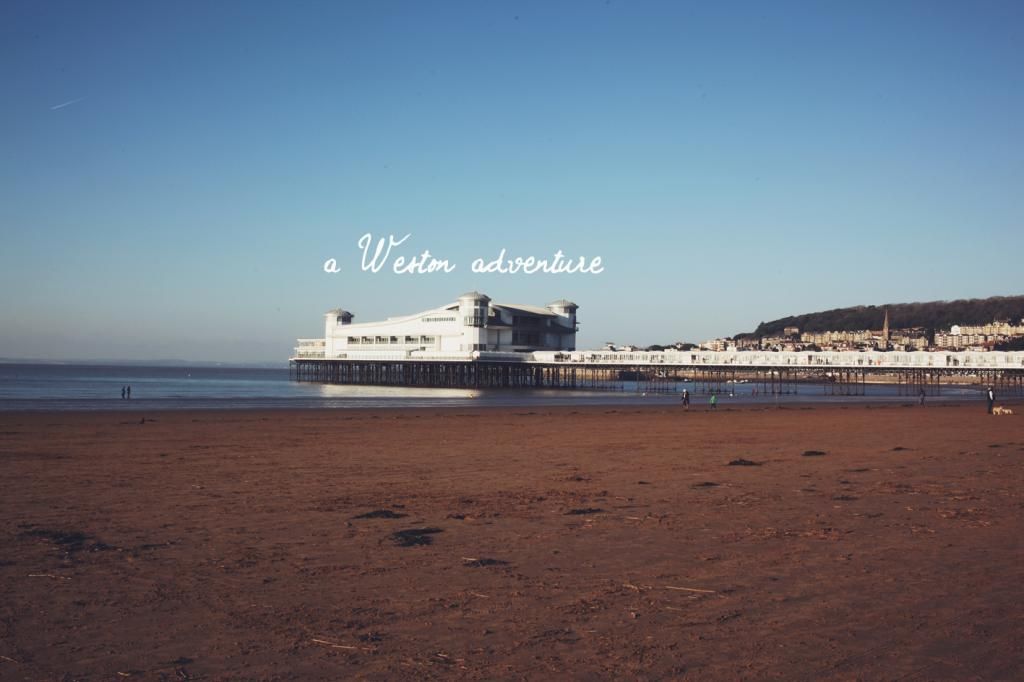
[458,291,491,302]
[546,299,578,310]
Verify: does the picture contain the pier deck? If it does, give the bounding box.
[290,351,1024,396]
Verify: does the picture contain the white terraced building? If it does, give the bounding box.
[294,292,578,360]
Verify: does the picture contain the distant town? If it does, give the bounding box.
[609,311,1024,354]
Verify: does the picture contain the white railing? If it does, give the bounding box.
[290,343,1024,369]
[547,349,1024,369]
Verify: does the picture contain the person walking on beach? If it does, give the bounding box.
[919,388,925,407]
[127,385,132,400]
[681,389,690,411]
[709,393,718,410]
[987,387,995,414]
[121,386,126,400]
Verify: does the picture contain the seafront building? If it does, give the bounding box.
[934,321,1024,350]
[769,315,1024,353]
[700,338,735,352]
[295,292,578,360]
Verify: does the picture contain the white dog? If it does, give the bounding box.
[992,406,1014,416]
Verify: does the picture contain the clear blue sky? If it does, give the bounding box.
[2,1,1022,362]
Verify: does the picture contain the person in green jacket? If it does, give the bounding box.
[709,393,718,410]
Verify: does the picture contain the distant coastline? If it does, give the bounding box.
[0,358,289,369]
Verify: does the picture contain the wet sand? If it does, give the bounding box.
[1,403,1022,680]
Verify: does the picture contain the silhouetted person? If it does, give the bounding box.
[987,387,994,414]
[681,389,690,411]
[127,385,132,400]
[121,386,126,400]
[919,388,925,407]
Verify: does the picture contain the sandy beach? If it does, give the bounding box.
[1,403,1022,680]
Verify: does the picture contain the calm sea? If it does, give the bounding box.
[0,363,986,412]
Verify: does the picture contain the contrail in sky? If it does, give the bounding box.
[50,97,85,110]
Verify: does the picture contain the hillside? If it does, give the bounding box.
[743,295,1024,338]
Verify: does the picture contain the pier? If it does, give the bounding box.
[290,350,1024,396]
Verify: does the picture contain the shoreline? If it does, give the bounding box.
[0,392,1015,415]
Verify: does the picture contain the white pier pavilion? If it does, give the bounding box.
[294,292,578,361]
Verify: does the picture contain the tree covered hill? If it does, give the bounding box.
[743,295,1024,338]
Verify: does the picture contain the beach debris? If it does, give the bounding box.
[311,637,371,651]
[728,458,762,466]
[354,509,408,520]
[663,585,717,594]
[433,652,457,665]
[637,480,651,485]
[390,527,443,547]
[892,446,909,451]
[691,482,719,488]
[461,557,508,567]
[27,573,71,580]
[802,450,827,457]
[832,495,858,501]
[565,508,604,515]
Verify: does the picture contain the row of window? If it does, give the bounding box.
[347,336,437,345]
[512,332,541,346]
[421,316,456,323]
[513,316,544,329]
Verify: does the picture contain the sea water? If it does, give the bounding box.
[0,363,986,411]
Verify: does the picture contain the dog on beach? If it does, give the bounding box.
[992,406,1014,416]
